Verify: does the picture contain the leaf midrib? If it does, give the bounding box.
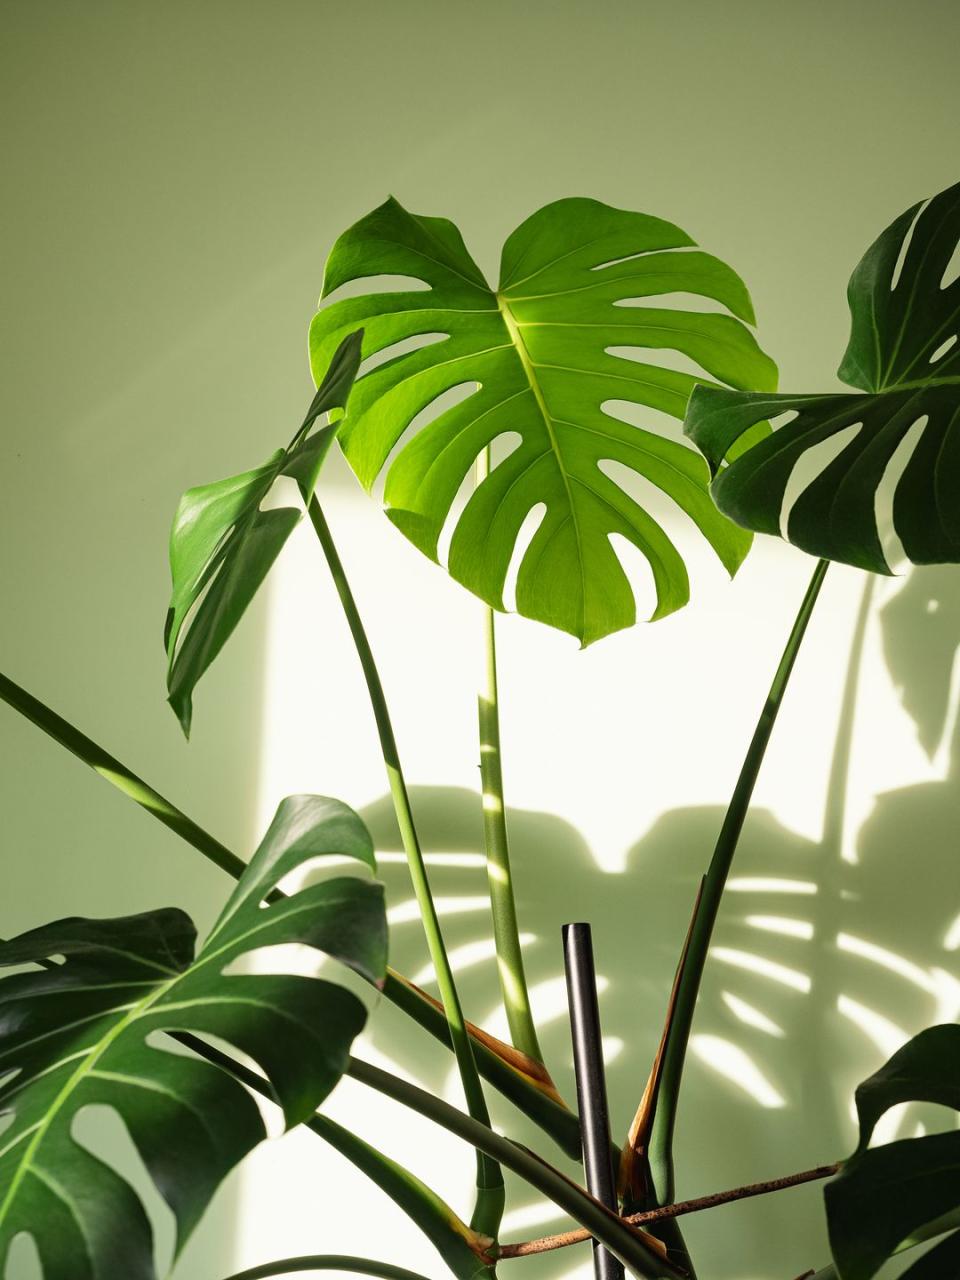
[495,292,585,623]
[0,973,176,1231]
[0,887,370,1229]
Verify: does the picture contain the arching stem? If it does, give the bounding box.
[303,490,503,1238]
[648,559,830,1205]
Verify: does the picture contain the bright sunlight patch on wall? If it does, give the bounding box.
[233,469,960,1280]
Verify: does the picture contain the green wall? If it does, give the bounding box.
[2,2,959,1278]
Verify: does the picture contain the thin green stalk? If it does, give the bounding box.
[475,451,543,1063]
[0,671,246,882]
[0,668,580,1160]
[478,614,541,1060]
[303,492,503,1238]
[219,1258,433,1280]
[648,558,829,1206]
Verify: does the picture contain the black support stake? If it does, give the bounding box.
[562,921,626,1280]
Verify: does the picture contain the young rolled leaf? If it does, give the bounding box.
[310,196,776,645]
[685,180,960,573]
[0,794,386,1280]
[165,331,363,735]
[824,1024,960,1280]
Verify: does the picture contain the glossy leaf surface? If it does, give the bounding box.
[0,795,385,1280]
[310,197,776,643]
[899,1230,960,1279]
[686,181,960,573]
[165,332,362,734]
[825,1024,960,1280]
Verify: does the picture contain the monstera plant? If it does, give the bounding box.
[686,180,960,574]
[308,197,775,640]
[0,183,958,1280]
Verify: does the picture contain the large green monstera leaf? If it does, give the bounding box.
[825,1025,960,1280]
[0,794,386,1280]
[686,180,960,573]
[309,197,776,643]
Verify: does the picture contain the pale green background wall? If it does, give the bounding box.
[2,2,959,1278]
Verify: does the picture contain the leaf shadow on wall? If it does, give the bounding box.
[360,564,960,1280]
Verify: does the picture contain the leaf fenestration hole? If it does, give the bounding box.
[0,1066,21,1093]
[602,397,688,444]
[875,415,928,570]
[380,379,477,507]
[503,502,546,613]
[273,854,373,896]
[930,334,958,363]
[590,245,695,272]
[780,423,864,540]
[891,201,928,291]
[221,943,370,1009]
[598,456,721,602]
[606,532,658,621]
[358,331,447,379]
[614,291,727,317]
[607,343,710,384]
[940,238,960,290]
[4,1231,42,1280]
[488,429,523,468]
[72,1102,177,1274]
[435,429,521,568]
[321,273,431,304]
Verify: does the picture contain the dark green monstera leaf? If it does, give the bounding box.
[686,180,960,573]
[825,1025,960,1280]
[0,794,386,1280]
[309,197,776,644]
[165,332,362,735]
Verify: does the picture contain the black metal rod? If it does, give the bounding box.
[563,921,626,1280]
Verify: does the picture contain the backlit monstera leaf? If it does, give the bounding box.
[0,795,386,1280]
[309,197,776,644]
[686,181,960,573]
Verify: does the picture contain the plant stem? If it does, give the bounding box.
[172,1037,493,1280]
[344,1058,677,1278]
[648,558,829,1205]
[0,668,580,1159]
[499,1163,840,1258]
[303,492,503,1238]
[0,671,246,882]
[178,1032,672,1280]
[476,555,543,1061]
[384,972,580,1159]
[219,1258,433,1280]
